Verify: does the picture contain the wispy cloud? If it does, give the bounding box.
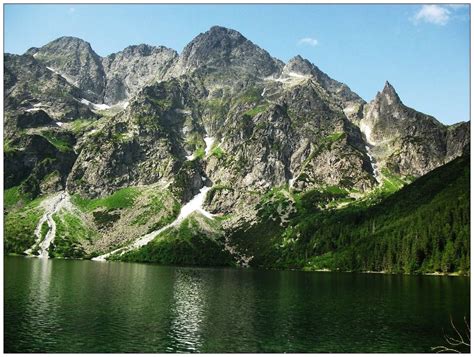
[413,5,451,25]
[447,4,469,10]
[297,37,318,47]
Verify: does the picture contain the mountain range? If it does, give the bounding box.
[4,26,470,273]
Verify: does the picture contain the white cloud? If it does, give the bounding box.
[297,37,318,47]
[413,5,451,25]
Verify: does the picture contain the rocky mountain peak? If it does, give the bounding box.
[179,26,246,64]
[49,36,94,49]
[101,44,178,104]
[32,36,106,102]
[170,25,282,78]
[207,25,247,41]
[38,36,98,61]
[283,55,315,77]
[376,80,401,106]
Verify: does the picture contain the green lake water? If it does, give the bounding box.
[4,255,470,352]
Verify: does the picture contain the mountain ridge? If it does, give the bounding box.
[8,28,464,124]
[3,26,470,272]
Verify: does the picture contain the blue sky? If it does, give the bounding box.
[4,4,470,124]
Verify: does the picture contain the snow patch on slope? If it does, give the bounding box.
[359,120,376,146]
[46,66,79,87]
[25,108,41,113]
[80,98,111,110]
[264,72,311,87]
[359,120,381,183]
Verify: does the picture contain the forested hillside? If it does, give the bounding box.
[231,154,470,275]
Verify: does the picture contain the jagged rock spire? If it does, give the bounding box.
[377,80,402,105]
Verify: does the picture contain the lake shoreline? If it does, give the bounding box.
[7,253,469,277]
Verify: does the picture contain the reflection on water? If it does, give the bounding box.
[22,258,61,351]
[5,257,470,353]
[167,270,206,352]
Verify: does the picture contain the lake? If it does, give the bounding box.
[4,256,470,353]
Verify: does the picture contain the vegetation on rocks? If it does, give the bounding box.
[117,213,233,266]
[39,130,73,152]
[49,211,95,258]
[72,187,140,211]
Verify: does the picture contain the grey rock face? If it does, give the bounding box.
[29,38,178,106]
[67,59,377,214]
[66,77,208,199]
[4,53,96,129]
[31,37,106,102]
[169,26,283,79]
[446,121,470,162]
[102,44,178,104]
[360,81,466,177]
[4,53,94,199]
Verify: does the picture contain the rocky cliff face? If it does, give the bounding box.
[4,26,470,259]
[446,121,470,161]
[66,76,209,200]
[102,44,178,104]
[4,53,96,126]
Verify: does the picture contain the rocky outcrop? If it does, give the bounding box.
[5,133,76,196]
[102,44,178,104]
[65,77,208,200]
[359,81,467,177]
[28,37,106,102]
[283,55,364,107]
[446,121,470,162]
[4,53,96,128]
